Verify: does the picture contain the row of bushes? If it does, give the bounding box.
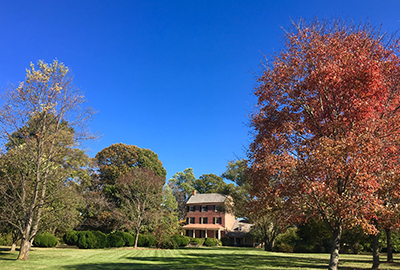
[64,230,221,249]
[271,219,400,254]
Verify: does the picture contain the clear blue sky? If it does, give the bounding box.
[1,1,400,180]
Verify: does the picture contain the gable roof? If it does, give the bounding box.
[186,193,227,204]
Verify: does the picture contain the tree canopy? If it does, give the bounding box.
[249,19,400,270]
[0,60,95,260]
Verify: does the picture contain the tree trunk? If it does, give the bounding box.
[134,228,140,249]
[385,227,393,263]
[372,220,380,269]
[10,243,16,252]
[17,238,31,260]
[328,226,342,270]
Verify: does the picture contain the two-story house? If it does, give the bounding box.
[182,191,235,239]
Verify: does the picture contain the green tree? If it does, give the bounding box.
[153,185,179,246]
[194,174,236,195]
[96,143,166,186]
[116,168,165,248]
[0,60,95,260]
[168,168,196,220]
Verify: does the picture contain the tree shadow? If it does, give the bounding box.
[62,251,330,270]
[0,247,18,261]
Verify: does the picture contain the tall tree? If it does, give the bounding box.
[193,173,235,195]
[96,143,166,186]
[0,60,95,260]
[116,168,165,248]
[87,143,166,232]
[249,19,400,270]
[168,168,196,220]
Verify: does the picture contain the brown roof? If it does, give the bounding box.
[186,193,227,204]
[182,224,225,230]
[226,220,254,237]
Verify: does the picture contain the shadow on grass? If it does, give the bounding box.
[0,247,18,261]
[61,251,330,270]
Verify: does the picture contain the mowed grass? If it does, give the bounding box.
[1,246,400,270]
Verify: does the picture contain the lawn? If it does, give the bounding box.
[1,246,400,270]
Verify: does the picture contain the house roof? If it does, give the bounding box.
[182,224,225,230]
[226,219,254,237]
[186,193,227,204]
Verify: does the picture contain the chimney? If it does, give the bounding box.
[192,190,196,196]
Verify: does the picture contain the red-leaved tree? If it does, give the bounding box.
[249,19,400,270]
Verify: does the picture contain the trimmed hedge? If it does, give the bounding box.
[159,235,179,249]
[137,234,156,247]
[115,231,135,247]
[107,233,125,248]
[221,236,232,246]
[0,233,12,246]
[190,237,205,246]
[171,234,190,247]
[93,231,107,248]
[33,232,58,248]
[64,230,78,246]
[204,238,221,247]
[77,231,97,249]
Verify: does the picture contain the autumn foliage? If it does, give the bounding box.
[249,19,400,270]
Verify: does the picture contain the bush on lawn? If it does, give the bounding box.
[93,231,108,248]
[159,235,179,249]
[137,234,156,247]
[171,234,190,247]
[190,237,205,246]
[0,233,12,246]
[63,230,79,246]
[107,233,125,248]
[204,238,221,247]
[273,227,298,253]
[220,236,232,246]
[77,231,97,249]
[115,231,135,247]
[33,232,58,247]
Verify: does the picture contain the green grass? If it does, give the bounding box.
[1,246,400,270]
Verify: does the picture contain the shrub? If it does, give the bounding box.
[0,233,12,246]
[204,238,221,247]
[115,231,135,247]
[221,236,232,246]
[77,231,97,249]
[159,236,179,249]
[137,234,156,247]
[190,237,205,246]
[275,242,294,253]
[93,231,108,248]
[273,227,298,253]
[171,234,190,247]
[33,232,58,248]
[63,230,79,246]
[108,233,125,248]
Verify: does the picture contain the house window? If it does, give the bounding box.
[201,205,208,212]
[186,230,194,237]
[189,206,195,212]
[186,217,195,224]
[213,205,217,212]
[213,217,222,224]
[200,217,208,224]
